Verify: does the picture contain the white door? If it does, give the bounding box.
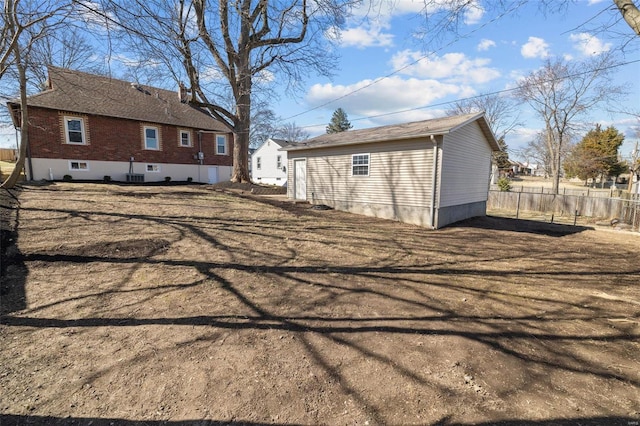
[294,159,306,200]
[208,167,218,184]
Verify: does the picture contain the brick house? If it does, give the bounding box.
[7,67,234,183]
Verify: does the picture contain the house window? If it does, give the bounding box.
[179,130,191,147]
[277,155,282,169]
[216,135,227,155]
[352,154,369,176]
[144,126,160,150]
[146,164,160,172]
[69,161,89,171]
[64,117,86,145]
[256,157,261,170]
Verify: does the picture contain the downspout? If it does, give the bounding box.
[198,131,203,183]
[430,135,438,229]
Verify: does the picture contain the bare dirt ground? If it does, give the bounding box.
[1,183,639,426]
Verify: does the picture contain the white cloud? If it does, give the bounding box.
[306,76,475,118]
[390,50,500,84]
[477,39,496,51]
[334,22,394,49]
[569,33,611,56]
[521,37,550,59]
[464,2,485,25]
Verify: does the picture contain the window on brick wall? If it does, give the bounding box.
[179,129,191,147]
[64,117,86,145]
[216,135,227,155]
[144,126,160,150]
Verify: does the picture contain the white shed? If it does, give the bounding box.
[281,112,500,229]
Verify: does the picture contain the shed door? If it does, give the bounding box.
[208,167,218,184]
[294,159,306,200]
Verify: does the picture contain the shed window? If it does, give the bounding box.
[352,154,369,176]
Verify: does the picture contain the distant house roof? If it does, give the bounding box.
[9,66,230,132]
[268,138,295,148]
[281,112,500,152]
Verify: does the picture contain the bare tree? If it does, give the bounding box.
[274,121,309,143]
[28,27,105,89]
[447,93,520,141]
[614,0,640,36]
[405,1,639,46]
[98,0,355,183]
[512,54,623,194]
[1,0,71,189]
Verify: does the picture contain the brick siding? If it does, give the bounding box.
[27,106,234,167]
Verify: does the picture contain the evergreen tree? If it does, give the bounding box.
[494,137,511,170]
[326,108,353,134]
[564,125,627,183]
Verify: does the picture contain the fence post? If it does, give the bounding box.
[516,192,521,219]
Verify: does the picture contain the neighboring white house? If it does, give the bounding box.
[281,112,500,229]
[251,138,291,186]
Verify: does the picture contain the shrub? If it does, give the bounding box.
[164,176,172,182]
[63,174,72,181]
[497,177,511,192]
[187,177,193,183]
[103,175,112,183]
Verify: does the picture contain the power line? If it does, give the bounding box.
[292,58,640,131]
[280,0,529,123]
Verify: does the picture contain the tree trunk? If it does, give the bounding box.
[231,65,252,183]
[614,0,640,36]
[1,43,28,189]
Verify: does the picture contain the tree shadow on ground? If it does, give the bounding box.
[2,414,638,426]
[0,188,26,314]
[2,186,638,425]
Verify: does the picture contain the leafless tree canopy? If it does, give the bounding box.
[86,0,357,182]
[513,54,624,194]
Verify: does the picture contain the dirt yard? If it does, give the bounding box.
[1,183,639,426]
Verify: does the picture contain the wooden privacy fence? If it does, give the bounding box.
[0,149,17,161]
[488,190,640,230]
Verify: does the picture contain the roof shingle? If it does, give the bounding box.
[282,112,499,151]
[17,67,230,132]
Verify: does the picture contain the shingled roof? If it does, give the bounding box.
[281,112,500,152]
[12,67,230,132]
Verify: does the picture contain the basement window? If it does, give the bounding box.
[69,161,89,171]
[352,153,369,176]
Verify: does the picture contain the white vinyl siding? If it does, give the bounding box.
[250,139,288,185]
[288,138,436,209]
[438,121,493,207]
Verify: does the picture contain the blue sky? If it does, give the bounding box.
[271,0,640,162]
[2,0,639,163]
